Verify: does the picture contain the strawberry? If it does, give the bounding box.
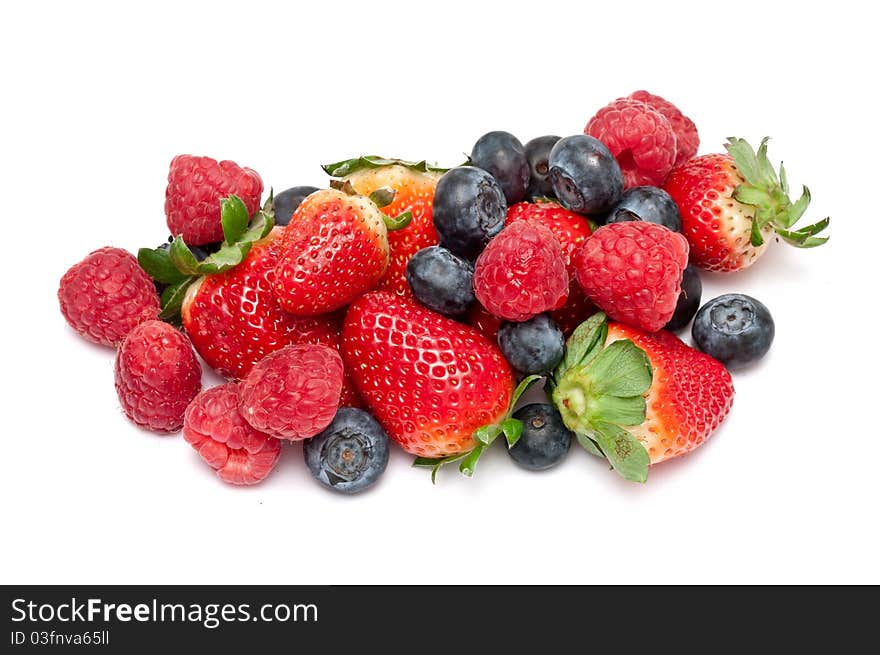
[552,313,734,482]
[342,291,519,467]
[273,183,411,316]
[165,155,263,246]
[139,194,363,405]
[323,156,443,297]
[664,137,829,272]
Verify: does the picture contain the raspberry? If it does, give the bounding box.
[238,344,343,441]
[165,154,263,245]
[58,247,160,347]
[183,383,282,485]
[114,320,202,432]
[505,201,593,278]
[473,221,569,322]
[629,90,699,165]
[573,222,689,332]
[585,98,678,188]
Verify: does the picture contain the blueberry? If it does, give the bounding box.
[433,166,507,260]
[606,186,682,232]
[664,265,702,331]
[274,185,320,226]
[524,135,561,199]
[692,294,775,369]
[303,408,390,494]
[497,314,564,375]
[548,135,624,215]
[406,246,475,316]
[508,404,572,471]
[470,131,530,205]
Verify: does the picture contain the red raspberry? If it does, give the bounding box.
[165,154,263,245]
[585,98,678,188]
[505,201,597,334]
[238,344,343,441]
[473,221,569,322]
[629,90,699,165]
[505,201,592,277]
[58,247,160,347]
[183,383,282,485]
[115,320,202,432]
[573,222,689,333]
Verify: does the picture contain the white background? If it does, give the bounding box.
[2,1,876,584]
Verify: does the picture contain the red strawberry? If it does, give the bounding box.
[238,344,343,441]
[181,227,336,378]
[573,222,689,332]
[473,221,569,322]
[505,200,596,334]
[326,157,442,297]
[58,247,160,347]
[552,313,733,482]
[664,137,830,272]
[274,187,392,316]
[142,198,364,407]
[183,383,282,485]
[115,320,202,433]
[165,155,263,246]
[342,291,515,458]
[606,322,734,464]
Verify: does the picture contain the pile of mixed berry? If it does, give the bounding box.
[57,90,830,491]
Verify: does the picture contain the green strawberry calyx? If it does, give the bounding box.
[724,137,830,248]
[550,313,653,483]
[137,193,276,321]
[327,179,413,231]
[322,155,450,178]
[413,374,543,483]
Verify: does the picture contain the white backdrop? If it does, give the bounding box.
[2,0,876,584]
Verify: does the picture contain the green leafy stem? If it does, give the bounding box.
[137,193,275,321]
[724,137,829,249]
[322,155,451,178]
[551,313,653,483]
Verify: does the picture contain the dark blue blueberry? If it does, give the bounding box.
[606,186,682,232]
[508,404,573,471]
[692,294,775,369]
[548,135,624,215]
[432,166,507,260]
[525,135,561,200]
[406,246,475,316]
[274,185,320,226]
[497,314,564,375]
[303,408,390,494]
[664,265,702,331]
[470,131,530,205]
